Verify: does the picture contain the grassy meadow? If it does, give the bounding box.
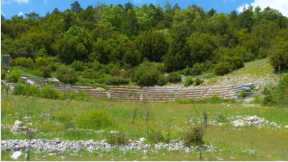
[1,94,288,161]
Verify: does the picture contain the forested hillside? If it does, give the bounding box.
[2,1,288,86]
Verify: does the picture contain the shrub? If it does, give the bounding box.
[35,56,54,68]
[182,66,192,76]
[269,42,288,72]
[40,66,52,78]
[1,64,9,71]
[176,98,194,104]
[41,86,60,99]
[105,77,129,85]
[184,126,205,147]
[56,65,78,84]
[194,78,203,86]
[12,82,26,95]
[217,113,228,123]
[12,82,41,97]
[107,133,127,145]
[110,68,120,76]
[9,70,22,83]
[148,129,171,143]
[185,76,193,87]
[86,60,101,71]
[157,74,169,86]
[83,69,105,79]
[10,58,16,66]
[213,62,230,75]
[191,63,203,76]
[1,70,6,79]
[76,110,116,129]
[71,60,83,71]
[119,70,128,78]
[134,62,162,86]
[169,71,181,83]
[14,57,34,68]
[238,89,247,97]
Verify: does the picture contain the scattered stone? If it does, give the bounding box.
[139,138,146,142]
[11,151,22,160]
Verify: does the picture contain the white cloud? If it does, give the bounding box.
[237,3,249,13]
[18,11,23,16]
[14,0,29,3]
[2,0,12,4]
[236,0,288,17]
[250,0,288,17]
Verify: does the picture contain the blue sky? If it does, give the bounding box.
[1,0,288,20]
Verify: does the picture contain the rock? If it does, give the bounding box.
[285,125,288,129]
[14,120,24,127]
[54,138,61,143]
[11,151,22,160]
[139,138,146,142]
[26,80,34,85]
[10,126,22,134]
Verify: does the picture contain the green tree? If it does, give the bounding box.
[70,1,81,13]
[57,25,93,64]
[135,30,168,62]
[163,31,190,72]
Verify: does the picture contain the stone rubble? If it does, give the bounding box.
[1,138,217,158]
[231,115,280,128]
[10,120,30,135]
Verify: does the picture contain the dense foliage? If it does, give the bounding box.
[2,1,288,86]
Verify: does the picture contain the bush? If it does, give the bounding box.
[119,70,128,78]
[238,89,247,97]
[9,70,22,83]
[86,60,101,71]
[40,66,52,78]
[217,113,228,123]
[176,98,195,104]
[148,129,171,143]
[185,76,193,87]
[56,65,78,84]
[105,77,129,85]
[110,68,120,76]
[1,64,9,71]
[194,78,203,86]
[270,42,288,72]
[12,82,41,97]
[76,110,116,129]
[182,66,192,76]
[1,70,6,79]
[41,86,60,99]
[14,57,34,68]
[107,133,127,145]
[134,62,162,86]
[213,62,230,75]
[191,63,203,76]
[157,74,169,86]
[35,56,54,68]
[184,126,205,147]
[169,71,181,83]
[71,60,83,71]
[12,82,26,95]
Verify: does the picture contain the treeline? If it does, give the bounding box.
[1,1,288,86]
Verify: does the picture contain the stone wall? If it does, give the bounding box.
[7,74,253,102]
[66,84,253,102]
